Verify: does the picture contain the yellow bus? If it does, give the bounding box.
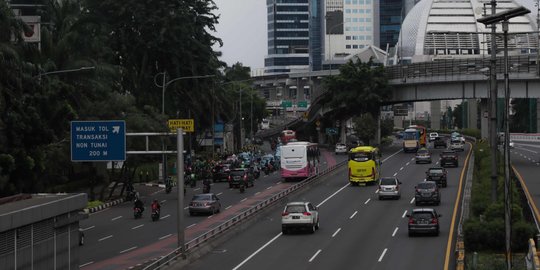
[348,146,381,186]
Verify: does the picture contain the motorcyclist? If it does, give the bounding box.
[151,199,161,214]
[202,178,211,193]
[134,198,144,214]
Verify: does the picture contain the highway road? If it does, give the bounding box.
[79,145,343,270]
[510,142,540,225]
[182,142,472,270]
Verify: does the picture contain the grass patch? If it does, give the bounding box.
[465,252,527,270]
[86,200,103,209]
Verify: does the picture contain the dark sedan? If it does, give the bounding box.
[212,164,232,182]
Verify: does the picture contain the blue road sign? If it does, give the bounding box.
[71,121,126,162]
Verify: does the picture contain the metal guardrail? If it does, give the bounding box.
[142,160,347,270]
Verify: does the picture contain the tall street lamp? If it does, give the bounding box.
[153,72,214,181]
[478,6,531,270]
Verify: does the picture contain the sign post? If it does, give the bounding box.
[71,121,126,161]
[168,119,194,133]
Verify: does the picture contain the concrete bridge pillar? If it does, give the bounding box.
[468,99,478,130]
[480,99,489,140]
[430,101,441,130]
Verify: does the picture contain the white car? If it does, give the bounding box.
[450,140,464,151]
[509,141,515,148]
[378,177,402,200]
[281,202,319,234]
[429,132,439,142]
[335,143,348,155]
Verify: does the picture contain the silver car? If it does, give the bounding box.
[450,140,464,151]
[188,193,221,216]
[415,148,432,164]
[281,202,319,234]
[335,143,348,155]
[378,177,402,200]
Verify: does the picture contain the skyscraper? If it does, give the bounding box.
[265,0,310,74]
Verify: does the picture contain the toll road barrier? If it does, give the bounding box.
[455,239,465,270]
[526,238,540,270]
[141,161,347,270]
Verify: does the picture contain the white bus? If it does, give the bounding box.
[280,141,320,181]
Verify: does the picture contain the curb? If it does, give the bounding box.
[84,197,125,214]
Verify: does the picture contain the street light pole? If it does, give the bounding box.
[36,66,95,81]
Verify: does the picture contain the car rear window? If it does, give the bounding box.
[193,194,211,201]
[413,212,434,219]
[417,182,435,189]
[230,170,246,176]
[380,178,397,185]
[286,205,306,213]
[429,169,443,174]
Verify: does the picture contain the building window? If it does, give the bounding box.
[346,45,351,49]
[353,45,358,49]
[366,18,371,22]
[366,35,372,40]
[346,36,351,40]
[346,9,351,13]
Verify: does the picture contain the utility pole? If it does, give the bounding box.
[489,0,498,203]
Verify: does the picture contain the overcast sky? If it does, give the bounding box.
[212,0,267,71]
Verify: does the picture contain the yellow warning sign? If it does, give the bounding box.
[168,119,194,133]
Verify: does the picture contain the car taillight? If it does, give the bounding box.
[303,212,312,216]
[243,175,247,181]
[408,218,414,224]
[228,175,231,181]
[282,212,289,216]
[371,167,375,177]
[431,218,438,224]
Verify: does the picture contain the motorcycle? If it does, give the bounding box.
[165,177,172,194]
[190,173,197,188]
[203,181,211,193]
[239,181,246,193]
[151,209,160,221]
[133,207,143,219]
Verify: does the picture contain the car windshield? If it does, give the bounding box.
[192,194,211,201]
[429,169,444,174]
[286,205,306,213]
[417,149,429,154]
[380,178,397,185]
[417,182,435,189]
[336,143,345,147]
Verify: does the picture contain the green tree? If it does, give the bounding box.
[353,113,377,145]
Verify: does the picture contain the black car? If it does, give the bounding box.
[407,208,441,236]
[425,167,447,187]
[414,181,441,206]
[433,137,447,148]
[212,164,232,182]
[440,150,458,167]
[227,168,255,188]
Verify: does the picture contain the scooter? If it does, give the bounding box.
[151,209,160,221]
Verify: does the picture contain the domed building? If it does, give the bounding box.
[396,0,539,63]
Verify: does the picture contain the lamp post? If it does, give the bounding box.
[478,6,531,270]
[36,66,95,80]
[154,72,214,182]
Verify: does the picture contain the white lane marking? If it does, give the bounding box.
[217,192,223,196]
[98,235,113,242]
[120,246,137,254]
[111,216,122,221]
[225,205,232,210]
[241,198,247,202]
[410,197,415,204]
[255,192,261,195]
[378,248,388,262]
[309,249,322,262]
[194,188,200,191]
[232,233,282,270]
[350,211,358,219]
[207,215,214,219]
[400,167,404,171]
[131,224,144,230]
[436,161,439,165]
[81,226,95,231]
[159,234,172,240]
[402,210,408,218]
[392,227,399,237]
[184,206,189,210]
[317,183,350,207]
[332,228,341,238]
[160,200,166,203]
[410,158,414,161]
[364,198,371,205]
[406,162,410,166]
[393,172,397,177]
[375,189,379,194]
[187,223,197,229]
[160,214,170,220]
[79,261,94,268]
[266,186,272,190]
